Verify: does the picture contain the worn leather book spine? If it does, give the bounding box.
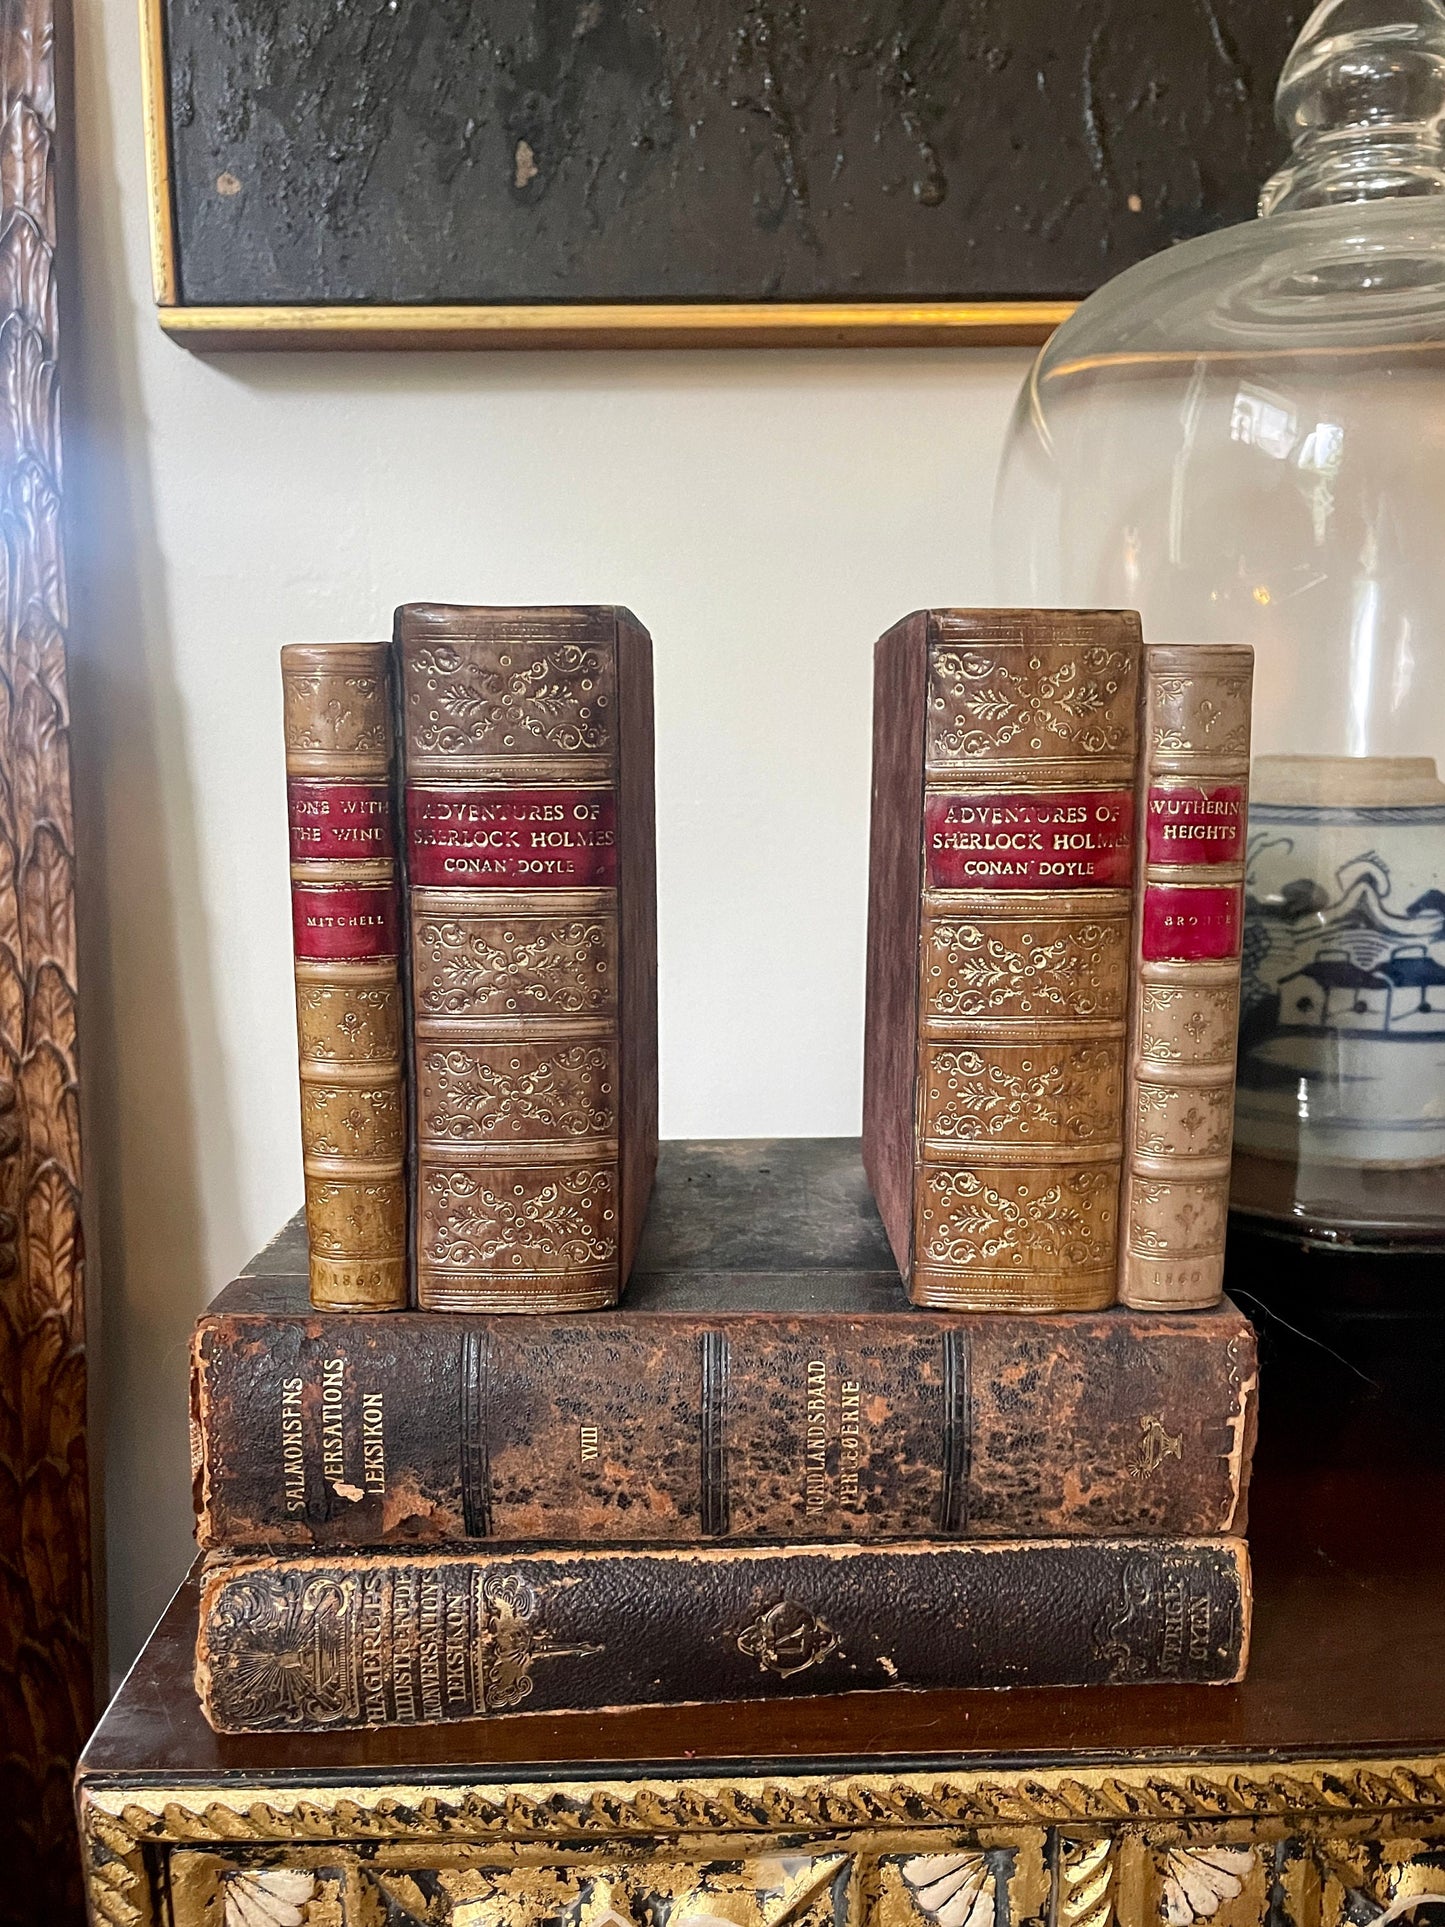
[864,609,1142,1309]
[1119,645,1254,1310]
[191,1297,1256,1548]
[395,604,657,1311]
[194,1535,1250,1730]
[281,644,407,1311]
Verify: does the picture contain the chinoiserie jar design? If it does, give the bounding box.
[992,0,1445,1242]
[1239,756,1445,1166]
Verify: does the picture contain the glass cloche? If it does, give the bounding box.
[994,0,1445,1248]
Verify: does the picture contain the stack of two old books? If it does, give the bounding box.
[188,605,1257,1734]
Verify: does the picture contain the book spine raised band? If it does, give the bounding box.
[395,606,656,1312]
[281,644,407,1311]
[875,610,1143,1310]
[190,1298,1258,1550]
[1119,645,1254,1310]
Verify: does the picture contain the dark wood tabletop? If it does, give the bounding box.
[80,1139,1445,1788]
[78,1458,1443,1787]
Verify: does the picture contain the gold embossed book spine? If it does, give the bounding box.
[395,604,657,1311]
[1119,645,1253,1310]
[193,1535,1250,1730]
[281,644,407,1311]
[863,609,1142,1309]
[191,1280,1258,1549]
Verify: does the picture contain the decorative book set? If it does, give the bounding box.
[192,606,1256,1733]
[282,609,656,1315]
[863,612,1252,1313]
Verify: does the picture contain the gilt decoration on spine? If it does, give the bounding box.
[193,1535,1249,1731]
[282,643,407,1310]
[395,604,656,1312]
[864,610,1141,1309]
[189,1281,1258,1550]
[1119,647,1252,1310]
[0,0,93,1914]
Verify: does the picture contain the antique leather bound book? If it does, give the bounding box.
[395,604,657,1311]
[863,609,1142,1308]
[194,1535,1250,1730]
[281,644,407,1311]
[1119,645,1253,1309]
[191,1274,1256,1549]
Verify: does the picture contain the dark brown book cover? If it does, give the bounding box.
[394,604,657,1311]
[194,1535,1251,1731]
[863,609,1143,1309]
[191,1268,1256,1551]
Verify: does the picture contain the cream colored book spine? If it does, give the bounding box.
[282,643,407,1311]
[1118,644,1254,1310]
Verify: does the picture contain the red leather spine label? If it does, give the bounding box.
[1142,884,1242,962]
[1145,784,1245,867]
[291,883,400,960]
[288,779,394,862]
[407,787,617,889]
[925,789,1134,891]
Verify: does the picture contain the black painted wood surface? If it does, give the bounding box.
[160,0,1307,308]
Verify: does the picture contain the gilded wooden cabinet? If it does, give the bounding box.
[78,1752,1445,1927]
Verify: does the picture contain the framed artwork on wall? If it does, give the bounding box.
[140,1,1306,350]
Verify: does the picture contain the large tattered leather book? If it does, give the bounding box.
[863,609,1142,1308]
[191,1270,1256,1549]
[394,605,657,1310]
[281,644,407,1310]
[194,1535,1251,1730]
[1119,644,1253,1309]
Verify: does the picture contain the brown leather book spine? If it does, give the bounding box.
[194,1536,1250,1731]
[862,612,928,1278]
[865,609,1142,1309]
[190,1297,1257,1549]
[281,644,407,1311]
[395,604,657,1311]
[1119,645,1254,1310]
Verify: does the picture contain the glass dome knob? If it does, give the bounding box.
[1261,0,1445,212]
[992,0,1445,1242]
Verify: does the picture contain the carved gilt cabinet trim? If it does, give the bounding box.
[78,1754,1445,1927]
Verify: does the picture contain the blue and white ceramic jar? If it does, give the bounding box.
[992,0,1445,1237]
[1238,756,1445,1167]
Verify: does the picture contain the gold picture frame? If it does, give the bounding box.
[136,0,1073,351]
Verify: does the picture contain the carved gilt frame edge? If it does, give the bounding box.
[77,1755,1445,1927]
[78,1752,1445,1847]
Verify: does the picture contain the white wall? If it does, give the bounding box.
[68,0,1033,1674]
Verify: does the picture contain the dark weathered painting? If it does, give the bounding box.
[145,1,1308,343]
